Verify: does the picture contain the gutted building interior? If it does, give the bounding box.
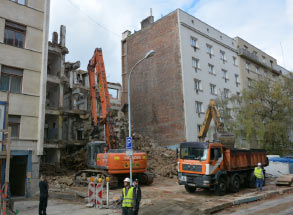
[42,26,123,168]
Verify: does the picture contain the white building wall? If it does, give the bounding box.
[178,9,240,142]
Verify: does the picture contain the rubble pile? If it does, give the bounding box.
[132,133,177,178]
[61,148,87,171]
[47,175,75,189]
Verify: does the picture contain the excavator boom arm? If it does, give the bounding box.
[87,48,117,149]
[198,99,224,141]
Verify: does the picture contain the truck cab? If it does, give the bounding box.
[178,142,224,193]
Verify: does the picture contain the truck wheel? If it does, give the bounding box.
[215,178,226,196]
[230,175,240,193]
[185,185,196,193]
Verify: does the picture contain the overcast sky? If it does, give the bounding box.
[49,0,293,84]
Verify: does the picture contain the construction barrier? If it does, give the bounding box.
[96,183,103,206]
[88,182,95,204]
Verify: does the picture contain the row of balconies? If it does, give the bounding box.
[237,48,281,75]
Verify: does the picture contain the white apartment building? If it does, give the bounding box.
[178,10,240,141]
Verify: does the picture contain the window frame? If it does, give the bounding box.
[235,74,240,87]
[206,44,213,58]
[0,66,23,93]
[194,78,202,92]
[11,0,27,6]
[210,83,217,95]
[208,63,215,75]
[220,50,226,63]
[8,115,21,138]
[192,57,200,72]
[223,88,230,98]
[4,20,26,48]
[195,101,204,114]
[222,69,229,82]
[190,36,199,51]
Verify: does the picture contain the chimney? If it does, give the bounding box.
[122,30,131,40]
[60,25,66,47]
[141,8,154,29]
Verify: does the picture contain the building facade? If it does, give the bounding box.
[235,37,282,89]
[121,9,240,146]
[0,0,50,196]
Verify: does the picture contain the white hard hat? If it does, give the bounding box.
[258,162,262,166]
[124,178,130,182]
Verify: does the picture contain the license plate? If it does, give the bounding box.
[188,183,196,187]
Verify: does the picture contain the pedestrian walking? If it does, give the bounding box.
[121,178,135,215]
[39,175,49,215]
[133,179,141,215]
[254,162,264,191]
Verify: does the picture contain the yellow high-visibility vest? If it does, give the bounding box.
[122,187,134,208]
[254,167,263,179]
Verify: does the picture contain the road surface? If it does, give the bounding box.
[216,193,293,215]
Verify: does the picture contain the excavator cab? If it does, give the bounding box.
[87,141,106,169]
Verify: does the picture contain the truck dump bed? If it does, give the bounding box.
[223,148,268,171]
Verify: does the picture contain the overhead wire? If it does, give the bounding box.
[64,0,120,38]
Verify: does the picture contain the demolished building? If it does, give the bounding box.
[42,26,123,168]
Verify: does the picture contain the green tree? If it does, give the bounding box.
[216,76,293,155]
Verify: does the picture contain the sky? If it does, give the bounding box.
[49,0,293,84]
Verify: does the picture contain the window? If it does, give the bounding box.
[262,56,266,64]
[206,44,213,58]
[195,101,204,114]
[270,60,273,67]
[223,88,230,98]
[210,84,216,95]
[253,51,257,56]
[222,69,228,82]
[11,0,27,5]
[264,70,268,77]
[210,148,221,160]
[190,36,198,51]
[208,64,215,75]
[235,74,240,87]
[245,62,250,72]
[8,115,20,138]
[192,57,200,72]
[194,79,202,92]
[4,21,26,48]
[197,124,201,133]
[220,50,226,63]
[244,45,248,50]
[247,78,252,87]
[0,66,23,93]
[233,56,237,66]
[256,67,259,74]
[236,92,240,96]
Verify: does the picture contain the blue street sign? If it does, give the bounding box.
[126,137,132,150]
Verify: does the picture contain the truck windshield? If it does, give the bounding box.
[180,147,208,160]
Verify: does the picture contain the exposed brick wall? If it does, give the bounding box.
[121,10,186,146]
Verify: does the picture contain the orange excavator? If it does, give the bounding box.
[74,48,153,188]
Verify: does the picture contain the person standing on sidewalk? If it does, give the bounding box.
[254,162,264,191]
[133,179,141,215]
[121,178,136,215]
[39,175,49,215]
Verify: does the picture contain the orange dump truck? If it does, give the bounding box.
[178,142,268,195]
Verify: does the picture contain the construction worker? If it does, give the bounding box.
[254,162,264,191]
[121,178,135,215]
[39,175,49,215]
[133,179,141,215]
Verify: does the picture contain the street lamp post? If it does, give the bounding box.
[127,50,155,184]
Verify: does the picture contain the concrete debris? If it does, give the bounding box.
[276,174,293,186]
[61,148,87,171]
[132,133,177,178]
[47,175,75,189]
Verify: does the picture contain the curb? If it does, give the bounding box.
[199,186,293,214]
